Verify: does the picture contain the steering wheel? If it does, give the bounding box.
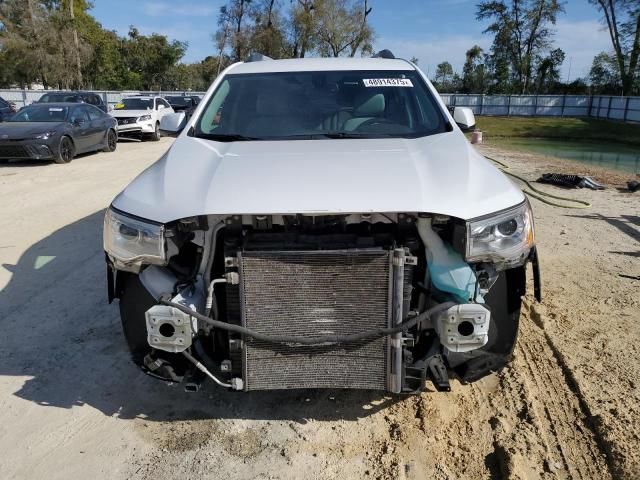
[355,117,395,131]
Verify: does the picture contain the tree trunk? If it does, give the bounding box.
[234,0,246,61]
[69,0,83,88]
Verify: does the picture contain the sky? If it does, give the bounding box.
[90,0,612,81]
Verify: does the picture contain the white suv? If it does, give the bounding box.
[110,96,174,141]
[104,53,540,395]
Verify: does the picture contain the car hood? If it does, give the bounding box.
[112,131,525,223]
[0,122,66,139]
[110,110,152,118]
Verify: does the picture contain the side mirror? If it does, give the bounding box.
[159,111,186,137]
[452,107,476,131]
[73,119,86,127]
[157,104,165,110]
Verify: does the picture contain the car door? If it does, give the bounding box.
[156,98,173,121]
[85,105,108,148]
[68,106,92,152]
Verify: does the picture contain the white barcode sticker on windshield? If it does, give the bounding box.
[363,78,413,87]
[49,108,64,111]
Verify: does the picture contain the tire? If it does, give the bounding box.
[103,129,117,152]
[54,136,75,164]
[150,122,161,141]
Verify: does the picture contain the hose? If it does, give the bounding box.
[182,351,232,388]
[204,278,227,317]
[160,298,455,346]
[484,155,591,209]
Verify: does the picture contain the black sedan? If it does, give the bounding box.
[165,95,200,120]
[37,91,108,113]
[0,96,17,122]
[0,103,117,164]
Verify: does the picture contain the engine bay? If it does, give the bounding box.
[112,212,528,393]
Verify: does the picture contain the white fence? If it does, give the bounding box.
[0,90,208,110]
[1,89,639,123]
[441,94,640,123]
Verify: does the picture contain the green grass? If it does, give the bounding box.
[474,116,640,146]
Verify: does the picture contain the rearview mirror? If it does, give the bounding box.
[159,112,186,137]
[452,107,476,131]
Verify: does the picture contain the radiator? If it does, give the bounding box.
[238,249,395,391]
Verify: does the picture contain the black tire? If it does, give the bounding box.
[54,136,75,164]
[103,129,118,152]
[150,122,161,141]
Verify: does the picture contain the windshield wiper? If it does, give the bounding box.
[194,133,263,142]
[318,132,370,139]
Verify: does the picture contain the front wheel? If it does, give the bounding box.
[103,129,117,152]
[150,122,161,141]
[54,136,75,164]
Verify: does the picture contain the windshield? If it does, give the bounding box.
[10,105,69,122]
[194,70,447,141]
[38,93,79,103]
[115,98,153,110]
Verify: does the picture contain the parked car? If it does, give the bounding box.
[110,96,174,141]
[104,53,540,394]
[0,102,117,164]
[0,96,17,122]
[164,95,198,120]
[36,91,108,113]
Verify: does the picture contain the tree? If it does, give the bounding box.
[217,0,254,62]
[120,27,187,90]
[462,45,486,93]
[314,0,373,57]
[589,51,622,93]
[434,61,454,90]
[534,47,565,93]
[250,0,288,58]
[289,0,317,58]
[589,0,640,95]
[477,0,565,93]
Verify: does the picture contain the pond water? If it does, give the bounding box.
[494,138,640,174]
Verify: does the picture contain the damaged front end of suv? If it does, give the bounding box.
[104,56,540,394]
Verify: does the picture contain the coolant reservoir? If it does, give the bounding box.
[417,218,480,303]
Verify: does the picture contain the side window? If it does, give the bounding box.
[93,95,103,106]
[199,80,231,134]
[0,98,8,108]
[87,106,103,121]
[70,106,90,123]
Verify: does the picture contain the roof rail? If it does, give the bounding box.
[372,49,395,59]
[245,52,273,63]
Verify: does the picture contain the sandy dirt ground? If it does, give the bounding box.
[0,137,638,480]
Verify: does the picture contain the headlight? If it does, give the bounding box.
[138,114,152,122]
[35,131,56,140]
[103,208,166,268]
[466,200,534,268]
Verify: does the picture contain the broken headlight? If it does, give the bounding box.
[103,208,166,269]
[465,200,534,268]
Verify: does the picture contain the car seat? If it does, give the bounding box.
[342,92,386,132]
[245,89,301,137]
